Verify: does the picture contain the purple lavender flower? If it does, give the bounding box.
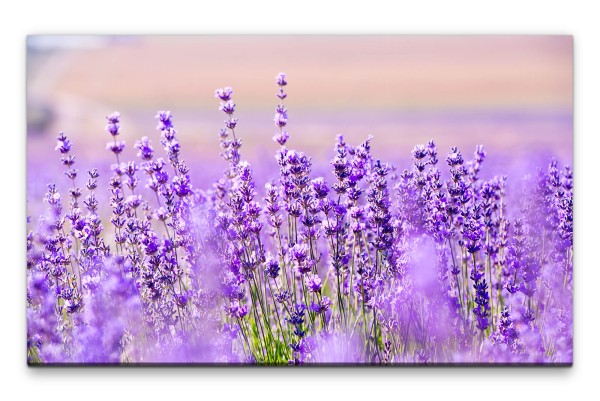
[55,132,72,154]
[491,307,522,353]
[305,273,322,293]
[273,130,290,146]
[276,72,287,86]
[265,258,280,279]
[286,303,307,339]
[225,300,249,319]
[215,87,234,102]
[473,278,490,331]
[134,136,154,161]
[290,243,308,263]
[106,112,125,157]
[310,296,332,315]
[219,101,236,115]
[106,111,121,135]
[272,73,290,147]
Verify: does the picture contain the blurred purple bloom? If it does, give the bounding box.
[276,72,287,86]
[215,87,234,102]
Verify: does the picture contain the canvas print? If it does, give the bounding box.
[26,35,573,365]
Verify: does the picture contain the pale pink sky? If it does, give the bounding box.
[28,35,572,111]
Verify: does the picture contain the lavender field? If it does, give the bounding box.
[26,37,573,365]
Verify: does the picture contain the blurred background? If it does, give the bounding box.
[26,35,573,207]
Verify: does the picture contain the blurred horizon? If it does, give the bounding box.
[26,35,573,205]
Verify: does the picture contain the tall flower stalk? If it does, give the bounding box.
[26,73,573,365]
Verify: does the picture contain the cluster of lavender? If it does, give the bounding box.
[26,73,573,365]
